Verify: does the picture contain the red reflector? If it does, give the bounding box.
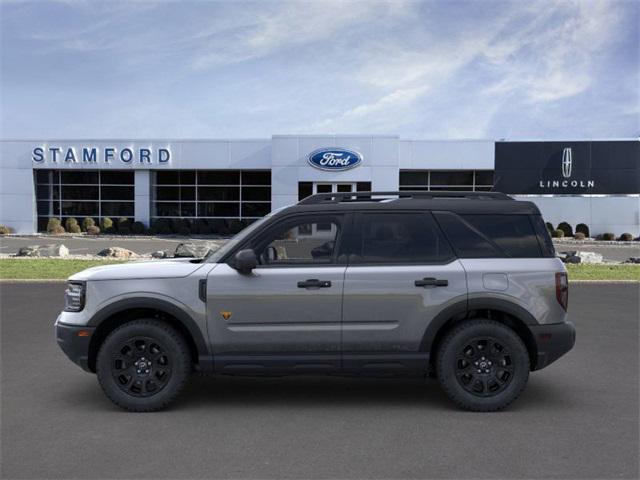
[77,330,91,337]
[555,272,569,311]
[538,333,552,342]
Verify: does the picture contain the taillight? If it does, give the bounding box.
[555,272,569,311]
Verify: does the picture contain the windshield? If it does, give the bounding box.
[204,206,288,263]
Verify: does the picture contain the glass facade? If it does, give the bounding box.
[399,170,494,191]
[35,170,134,231]
[151,170,271,220]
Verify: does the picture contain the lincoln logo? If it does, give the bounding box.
[562,147,572,178]
[308,148,362,171]
[539,147,595,189]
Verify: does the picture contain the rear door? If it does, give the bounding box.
[341,211,467,373]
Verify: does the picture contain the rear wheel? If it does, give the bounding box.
[96,319,191,412]
[436,319,530,411]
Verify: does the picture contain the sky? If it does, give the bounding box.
[1,0,638,140]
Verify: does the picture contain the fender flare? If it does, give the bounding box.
[419,297,538,352]
[88,297,211,368]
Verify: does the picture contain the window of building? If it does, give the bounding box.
[351,213,454,264]
[151,170,271,221]
[35,170,134,231]
[399,170,494,191]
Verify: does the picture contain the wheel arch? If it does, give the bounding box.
[86,298,211,373]
[421,298,539,370]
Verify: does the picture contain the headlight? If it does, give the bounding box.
[64,282,86,312]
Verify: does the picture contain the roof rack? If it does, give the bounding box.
[298,190,512,205]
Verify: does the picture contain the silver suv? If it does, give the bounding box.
[55,191,575,412]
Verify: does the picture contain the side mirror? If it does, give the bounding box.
[234,249,258,274]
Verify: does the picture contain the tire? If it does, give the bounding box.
[96,319,191,412]
[436,319,530,412]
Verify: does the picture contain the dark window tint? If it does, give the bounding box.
[35,170,51,183]
[242,186,270,201]
[197,171,240,185]
[241,202,271,217]
[155,171,180,185]
[353,213,454,264]
[530,215,555,257]
[434,212,501,258]
[61,186,99,200]
[198,186,240,201]
[298,182,313,201]
[102,202,134,217]
[100,171,134,184]
[400,171,428,185]
[242,171,270,185]
[430,171,473,186]
[475,171,494,185]
[461,215,542,258]
[356,182,372,192]
[61,171,99,184]
[101,186,134,200]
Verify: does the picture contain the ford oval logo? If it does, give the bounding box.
[307,148,362,171]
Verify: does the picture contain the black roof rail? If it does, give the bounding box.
[297,190,513,205]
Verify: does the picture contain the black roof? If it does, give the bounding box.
[284,191,541,215]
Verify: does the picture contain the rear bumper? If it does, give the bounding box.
[55,317,95,373]
[530,321,576,370]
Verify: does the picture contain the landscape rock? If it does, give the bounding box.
[174,243,212,258]
[624,257,640,264]
[17,244,69,257]
[151,250,168,259]
[574,251,604,264]
[97,247,137,259]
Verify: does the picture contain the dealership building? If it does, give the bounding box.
[0,136,638,235]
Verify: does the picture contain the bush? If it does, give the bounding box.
[573,232,586,240]
[81,217,95,231]
[152,218,173,235]
[101,217,114,233]
[545,222,554,233]
[575,223,590,238]
[556,222,573,238]
[599,232,615,241]
[64,217,80,233]
[0,224,14,234]
[552,229,565,238]
[47,218,63,234]
[131,221,146,234]
[116,217,131,234]
[618,233,633,242]
[86,225,101,235]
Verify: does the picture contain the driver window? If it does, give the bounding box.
[258,217,340,265]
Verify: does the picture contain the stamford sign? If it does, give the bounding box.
[32,146,171,165]
[308,147,362,171]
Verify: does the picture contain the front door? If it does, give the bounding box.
[206,213,347,374]
[341,211,468,373]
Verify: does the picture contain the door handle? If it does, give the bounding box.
[415,277,448,287]
[297,279,332,289]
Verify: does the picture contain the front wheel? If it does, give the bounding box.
[96,319,191,412]
[436,319,530,412]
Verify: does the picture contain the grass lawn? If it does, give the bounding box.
[0,259,638,281]
[0,259,126,280]
[566,264,640,281]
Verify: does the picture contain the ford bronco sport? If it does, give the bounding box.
[56,191,575,412]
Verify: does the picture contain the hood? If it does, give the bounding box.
[69,259,206,281]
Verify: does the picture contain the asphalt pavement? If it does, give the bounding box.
[0,283,638,479]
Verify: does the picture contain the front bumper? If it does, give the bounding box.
[55,316,95,373]
[530,321,576,370]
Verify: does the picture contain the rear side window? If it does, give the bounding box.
[351,212,454,264]
[529,215,556,257]
[434,212,543,258]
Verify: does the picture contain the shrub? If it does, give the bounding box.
[0,224,14,234]
[599,232,615,241]
[131,221,146,234]
[64,217,80,232]
[81,217,95,231]
[50,225,66,235]
[117,217,131,234]
[618,233,633,242]
[152,218,173,235]
[86,225,101,235]
[551,229,565,238]
[575,223,590,238]
[556,222,573,238]
[47,218,63,234]
[101,217,114,233]
[573,232,586,240]
[545,222,554,233]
